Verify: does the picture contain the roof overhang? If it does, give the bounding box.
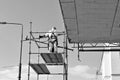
[59,0,120,43]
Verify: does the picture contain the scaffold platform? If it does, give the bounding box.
[30,64,50,74]
[41,53,63,64]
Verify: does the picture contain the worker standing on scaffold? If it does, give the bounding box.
[39,27,58,53]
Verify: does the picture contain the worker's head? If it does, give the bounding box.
[52,27,56,31]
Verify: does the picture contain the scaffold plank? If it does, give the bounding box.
[30,64,50,74]
[41,53,63,64]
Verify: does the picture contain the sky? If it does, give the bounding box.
[0,0,103,80]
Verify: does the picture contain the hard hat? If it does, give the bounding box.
[52,27,56,30]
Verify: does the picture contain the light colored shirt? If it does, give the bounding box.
[45,29,57,38]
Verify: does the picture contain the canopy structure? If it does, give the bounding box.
[59,0,120,43]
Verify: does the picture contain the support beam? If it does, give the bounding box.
[101,47,112,80]
[79,49,120,52]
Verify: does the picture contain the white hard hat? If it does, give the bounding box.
[52,27,56,30]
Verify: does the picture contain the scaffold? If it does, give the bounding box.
[27,22,70,80]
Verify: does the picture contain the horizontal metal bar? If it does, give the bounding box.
[26,38,74,51]
[58,46,73,51]
[30,63,66,66]
[39,73,64,75]
[73,46,120,48]
[30,39,73,51]
[38,63,64,65]
[30,52,64,54]
[39,47,48,48]
[79,49,120,52]
[45,63,64,65]
[31,31,65,34]
[35,40,73,51]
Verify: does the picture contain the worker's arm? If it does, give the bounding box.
[39,35,45,38]
[57,33,64,36]
[39,32,49,39]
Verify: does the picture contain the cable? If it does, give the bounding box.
[78,43,81,61]
[96,48,105,77]
[78,43,84,62]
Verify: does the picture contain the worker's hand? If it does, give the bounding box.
[25,36,29,40]
[39,35,45,38]
[39,35,43,38]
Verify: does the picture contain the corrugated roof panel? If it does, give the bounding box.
[59,0,120,43]
[61,2,75,19]
[60,0,74,3]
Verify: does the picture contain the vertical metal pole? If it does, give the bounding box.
[18,24,23,80]
[63,32,66,80]
[63,32,68,80]
[58,0,69,79]
[65,33,68,80]
[28,22,32,80]
[37,47,40,80]
[58,0,69,78]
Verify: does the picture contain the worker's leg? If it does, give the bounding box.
[49,42,54,53]
[54,41,58,53]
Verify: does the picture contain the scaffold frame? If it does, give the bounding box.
[27,22,68,80]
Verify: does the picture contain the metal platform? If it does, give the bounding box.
[30,64,50,74]
[41,53,63,64]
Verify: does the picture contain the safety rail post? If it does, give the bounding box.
[65,33,68,80]
[63,32,68,80]
[28,22,32,80]
[63,32,65,80]
[37,41,41,80]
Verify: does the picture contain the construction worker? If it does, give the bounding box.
[39,27,58,53]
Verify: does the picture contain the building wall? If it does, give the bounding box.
[111,52,120,80]
[99,51,120,80]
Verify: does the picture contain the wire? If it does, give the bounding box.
[78,43,84,62]
[78,43,80,61]
[96,50,104,77]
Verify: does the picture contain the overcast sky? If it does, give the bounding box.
[0,0,102,80]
